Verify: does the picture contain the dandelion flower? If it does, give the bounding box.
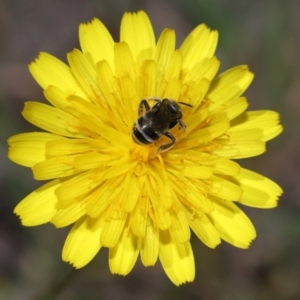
[8,11,283,285]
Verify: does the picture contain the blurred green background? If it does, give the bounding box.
[0,0,298,299]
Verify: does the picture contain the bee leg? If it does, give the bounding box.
[158,132,176,152]
[178,120,186,131]
[138,99,150,116]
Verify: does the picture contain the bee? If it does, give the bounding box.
[132,98,192,152]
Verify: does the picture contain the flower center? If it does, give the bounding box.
[130,143,157,162]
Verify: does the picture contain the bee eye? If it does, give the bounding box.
[168,103,182,119]
[153,102,161,110]
[170,106,177,113]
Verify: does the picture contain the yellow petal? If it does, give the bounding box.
[169,207,190,243]
[44,86,70,111]
[29,52,86,98]
[55,170,99,206]
[109,222,139,275]
[151,206,171,230]
[159,230,195,286]
[46,138,96,156]
[32,155,82,180]
[158,50,182,98]
[65,95,99,119]
[62,216,102,268]
[205,175,243,201]
[213,139,266,159]
[167,159,213,179]
[200,155,240,176]
[96,60,120,109]
[67,49,100,100]
[187,211,221,248]
[146,175,172,230]
[163,77,182,100]
[229,111,283,142]
[207,66,254,111]
[67,94,126,137]
[51,200,86,228]
[208,197,256,248]
[155,29,176,90]
[86,177,126,219]
[137,59,157,100]
[147,163,174,210]
[79,113,128,150]
[97,157,137,181]
[22,101,86,138]
[180,24,218,71]
[140,218,159,266]
[120,172,143,212]
[171,150,240,176]
[74,152,122,170]
[234,168,283,208]
[120,11,155,64]
[96,60,131,128]
[182,56,220,85]
[119,75,139,126]
[130,191,149,237]
[169,173,214,213]
[8,132,61,167]
[14,179,61,226]
[181,105,209,133]
[114,42,136,81]
[180,77,210,107]
[182,203,220,248]
[185,114,230,147]
[101,210,128,248]
[79,18,114,68]
[223,97,249,120]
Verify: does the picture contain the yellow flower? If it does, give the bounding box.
[8,11,283,285]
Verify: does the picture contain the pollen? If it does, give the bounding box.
[130,142,155,162]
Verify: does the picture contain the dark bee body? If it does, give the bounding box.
[132,98,192,152]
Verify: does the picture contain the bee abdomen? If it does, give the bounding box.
[132,119,161,145]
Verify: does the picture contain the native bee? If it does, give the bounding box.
[132,98,192,152]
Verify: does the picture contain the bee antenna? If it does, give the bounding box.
[178,102,193,108]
